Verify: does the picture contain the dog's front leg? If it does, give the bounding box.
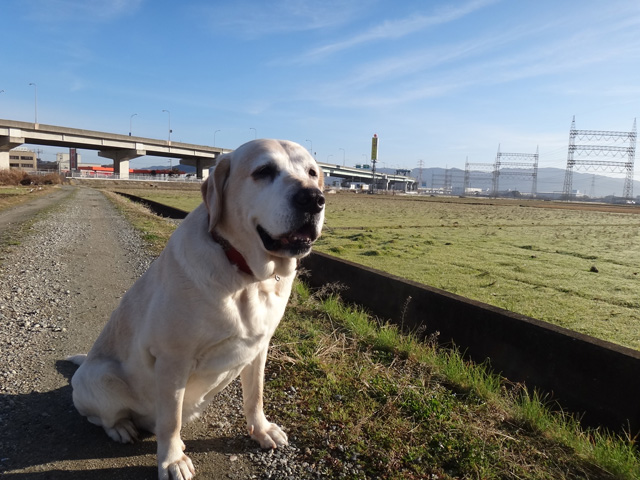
[240,345,288,449]
[155,356,195,480]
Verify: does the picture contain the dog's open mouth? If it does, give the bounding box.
[257,224,318,255]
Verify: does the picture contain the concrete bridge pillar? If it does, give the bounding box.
[0,152,10,170]
[0,129,26,170]
[98,147,145,179]
[197,158,210,180]
[114,159,130,178]
[180,156,215,180]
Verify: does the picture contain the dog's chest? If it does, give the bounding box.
[196,277,292,373]
[239,277,289,322]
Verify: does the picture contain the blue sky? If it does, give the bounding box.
[2,0,640,174]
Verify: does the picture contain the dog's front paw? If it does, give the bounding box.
[159,455,195,480]
[249,422,288,449]
[158,445,195,480]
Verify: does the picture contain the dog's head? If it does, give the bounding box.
[202,139,325,277]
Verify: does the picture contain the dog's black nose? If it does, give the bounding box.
[293,188,325,214]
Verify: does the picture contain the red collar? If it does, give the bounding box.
[210,230,254,277]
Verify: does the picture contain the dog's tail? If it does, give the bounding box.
[66,354,87,366]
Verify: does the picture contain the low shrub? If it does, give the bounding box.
[0,170,64,186]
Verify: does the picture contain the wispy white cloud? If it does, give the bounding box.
[331,28,527,93]
[290,2,640,110]
[197,0,368,37]
[280,0,500,65]
[476,14,640,88]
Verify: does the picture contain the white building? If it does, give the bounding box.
[4,147,38,170]
[56,151,82,172]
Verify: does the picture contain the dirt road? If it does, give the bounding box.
[0,186,306,479]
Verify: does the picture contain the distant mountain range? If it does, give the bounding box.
[141,164,197,173]
[140,163,635,199]
[377,166,637,199]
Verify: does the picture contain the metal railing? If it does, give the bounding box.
[69,171,202,182]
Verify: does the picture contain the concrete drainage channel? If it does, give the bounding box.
[117,191,640,436]
[115,191,190,219]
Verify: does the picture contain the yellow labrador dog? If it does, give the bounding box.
[68,139,325,480]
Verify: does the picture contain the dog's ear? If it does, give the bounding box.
[201,154,230,232]
[317,164,325,189]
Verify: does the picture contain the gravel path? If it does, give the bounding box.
[0,186,318,479]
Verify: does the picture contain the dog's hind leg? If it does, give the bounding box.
[71,360,140,443]
[102,418,139,443]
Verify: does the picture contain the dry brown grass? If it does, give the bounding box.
[0,170,64,186]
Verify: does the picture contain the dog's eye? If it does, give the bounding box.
[252,163,278,181]
[309,168,317,178]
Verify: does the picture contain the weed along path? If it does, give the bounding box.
[0,186,308,479]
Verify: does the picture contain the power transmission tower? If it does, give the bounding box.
[563,117,636,200]
[494,145,539,197]
[432,168,463,194]
[464,160,495,196]
[463,157,469,193]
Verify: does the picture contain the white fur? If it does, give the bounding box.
[69,139,325,480]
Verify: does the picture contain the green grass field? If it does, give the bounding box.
[124,189,640,351]
[317,194,640,351]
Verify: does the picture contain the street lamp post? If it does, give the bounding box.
[305,139,313,156]
[129,113,137,136]
[214,129,221,147]
[250,127,256,139]
[28,83,38,125]
[327,154,333,162]
[339,147,345,166]
[162,109,172,143]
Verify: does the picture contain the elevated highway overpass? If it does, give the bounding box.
[316,162,416,190]
[0,119,229,179]
[0,119,416,188]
